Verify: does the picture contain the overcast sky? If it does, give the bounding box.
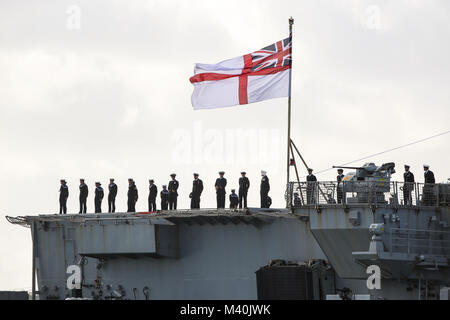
[1,0,449,290]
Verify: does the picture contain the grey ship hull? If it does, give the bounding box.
[9,193,450,300]
[11,209,366,300]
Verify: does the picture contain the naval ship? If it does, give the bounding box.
[6,162,450,300]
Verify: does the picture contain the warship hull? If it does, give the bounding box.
[9,209,367,300]
[7,179,450,300]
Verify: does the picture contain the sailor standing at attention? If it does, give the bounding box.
[238,171,250,209]
[215,171,227,209]
[160,185,169,210]
[260,170,270,208]
[423,165,436,205]
[168,174,179,210]
[424,164,435,184]
[127,178,138,212]
[108,178,117,213]
[59,179,69,214]
[336,169,345,204]
[94,182,104,213]
[190,173,203,209]
[403,165,415,205]
[306,168,317,204]
[79,179,88,214]
[148,179,158,212]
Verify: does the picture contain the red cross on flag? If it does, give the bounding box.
[189,37,292,109]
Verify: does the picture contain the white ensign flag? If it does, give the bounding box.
[189,37,292,110]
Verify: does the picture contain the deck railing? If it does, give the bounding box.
[389,227,450,257]
[285,181,450,208]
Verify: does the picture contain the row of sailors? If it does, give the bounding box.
[58,171,271,214]
[294,165,436,205]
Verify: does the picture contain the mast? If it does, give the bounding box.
[31,220,36,300]
[287,17,294,188]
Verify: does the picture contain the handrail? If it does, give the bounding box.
[286,181,450,208]
[389,227,450,256]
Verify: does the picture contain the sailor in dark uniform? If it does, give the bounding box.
[215,171,227,209]
[238,171,250,209]
[148,179,158,212]
[306,168,317,204]
[160,185,169,210]
[423,165,436,205]
[336,169,345,204]
[127,178,138,212]
[168,174,179,210]
[293,192,302,207]
[260,170,270,208]
[79,179,88,214]
[108,178,117,213]
[190,173,203,209]
[403,165,415,205]
[424,165,435,184]
[94,182,104,213]
[230,189,239,209]
[59,179,69,214]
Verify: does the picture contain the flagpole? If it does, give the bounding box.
[287,17,294,190]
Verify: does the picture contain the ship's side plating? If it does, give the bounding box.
[14,210,347,300]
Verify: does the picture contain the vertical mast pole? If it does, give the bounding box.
[31,220,36,300]
[287,17,294,188]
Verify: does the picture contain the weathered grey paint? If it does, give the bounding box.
[13,202,447,300]
[306,206,374,279]
[20,211,343,300]
[304,203,450,299]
